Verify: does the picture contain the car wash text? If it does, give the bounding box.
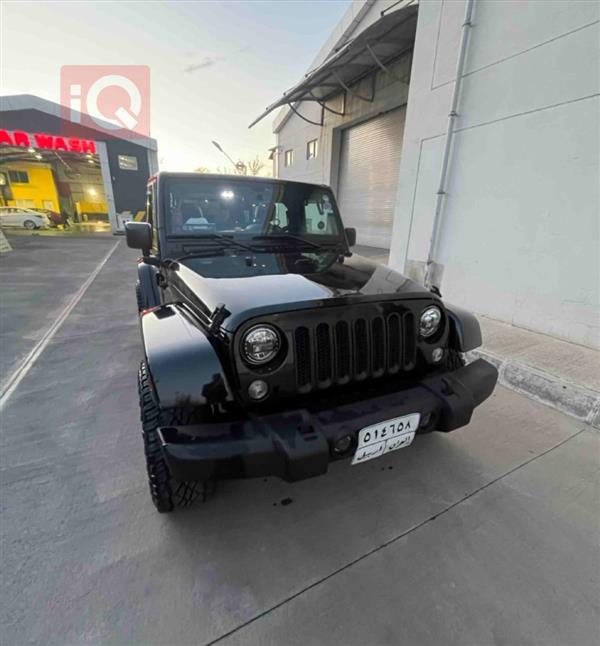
[0,129,96,154]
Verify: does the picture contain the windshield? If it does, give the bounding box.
[163,177,342,241]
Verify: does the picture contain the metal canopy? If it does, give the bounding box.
[249,2,418,129]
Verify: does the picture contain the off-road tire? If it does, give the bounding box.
[138,361,204,512]
[135,281,143,312]
[443,348,466,371]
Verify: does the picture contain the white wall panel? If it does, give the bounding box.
[439,96,600,348]
[391,0,600,347]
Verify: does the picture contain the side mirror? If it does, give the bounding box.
[344,227,357,247]
[125,221,152,254]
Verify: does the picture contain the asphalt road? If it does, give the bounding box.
[1,236,598,645]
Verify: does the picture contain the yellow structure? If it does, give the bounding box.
[1,163,60,211]
[75,201,109,216]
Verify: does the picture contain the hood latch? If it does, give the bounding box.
[208,303,231,334]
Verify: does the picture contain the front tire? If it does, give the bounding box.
[138,361,204,513]
[23,220,36,230]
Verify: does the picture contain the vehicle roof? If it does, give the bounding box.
[152,171,329,189]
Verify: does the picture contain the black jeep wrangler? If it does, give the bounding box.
[126,172,498,513]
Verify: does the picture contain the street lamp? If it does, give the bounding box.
[212,140,246,175]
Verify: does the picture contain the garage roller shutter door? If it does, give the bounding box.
[336,107,405,249]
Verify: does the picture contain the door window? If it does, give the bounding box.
[149,185,159,253]
[146,188,153,225]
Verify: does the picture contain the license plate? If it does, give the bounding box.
[351,413,421,465]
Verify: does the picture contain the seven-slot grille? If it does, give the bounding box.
[294,310,417,391]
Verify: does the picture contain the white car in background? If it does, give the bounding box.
[0,207,51,230]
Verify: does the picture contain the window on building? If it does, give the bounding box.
[284,149,294,167]
[16,199,35,208]
[8,170,29,183]
[118,155,139,171]
[306,139,318,160]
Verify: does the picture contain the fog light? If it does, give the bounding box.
[432,347,444,363]
[248,379,269,400]
[420,412,433,428]
[334,434,353,454]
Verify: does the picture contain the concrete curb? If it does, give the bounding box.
[467,349,600,429]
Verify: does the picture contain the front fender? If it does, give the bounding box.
[141,304,234,408]
[137,261,160,311]
[445,303,483,352]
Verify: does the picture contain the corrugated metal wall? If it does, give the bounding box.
[336,107,405,248]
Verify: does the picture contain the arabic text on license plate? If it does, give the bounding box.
[351,413,420,465]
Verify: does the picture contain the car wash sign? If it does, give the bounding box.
[0,129,97,154]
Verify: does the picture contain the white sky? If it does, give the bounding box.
[0,0,350,171]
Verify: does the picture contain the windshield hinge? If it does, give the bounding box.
[209,303,231,334]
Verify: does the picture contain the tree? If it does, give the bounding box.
[246,157,265,176]
[195,157,269,176]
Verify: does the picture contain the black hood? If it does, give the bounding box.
[170,251,435,331]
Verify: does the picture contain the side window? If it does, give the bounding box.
[268,202,289,230]
[146,188,153,226]
[150,185,159,253]
[304,202,329,233]
[304,195,338,235]
[272,202,288,229]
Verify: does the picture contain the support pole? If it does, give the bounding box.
[332,70,374,103]
[286,102,324,127]
[365,44,409,87]
[309,92,346,116]
[424,0,475,290]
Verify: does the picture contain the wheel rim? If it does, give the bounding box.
[24,220,35,230]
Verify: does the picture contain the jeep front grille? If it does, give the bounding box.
[293,311,417,392]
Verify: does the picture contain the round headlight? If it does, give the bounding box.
[419,306,442,338]
[242,325,281,364]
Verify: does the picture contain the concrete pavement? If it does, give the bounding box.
[0,234,117,393]
[1,237,598,645]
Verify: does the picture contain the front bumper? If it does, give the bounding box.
[158,358,498,482]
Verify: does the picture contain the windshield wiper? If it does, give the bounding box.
[251,234,322,250]
[176,249,226,261]
[182,234,256,254]
[316,240,347,250]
